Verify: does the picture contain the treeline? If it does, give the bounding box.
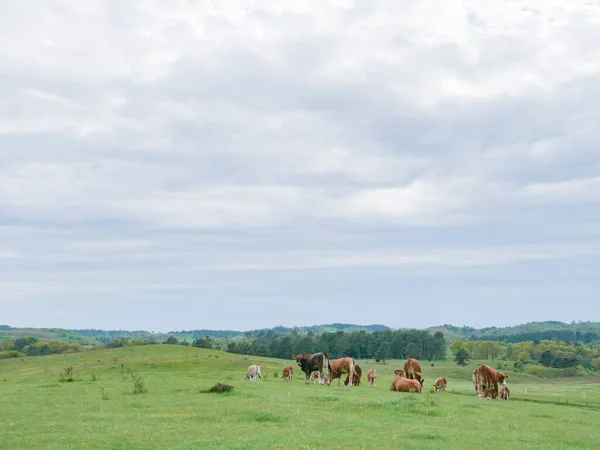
[451,339,600,373]
[221,329,447,361]
[0,336,85,358]
[474,330,600,344]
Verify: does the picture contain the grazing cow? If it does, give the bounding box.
[472,365,508,399]
[292,352,332,385]
[329,357,356,386]
[367,369,377,387]
[433,377,447,392]
[344,364,362,386]
[390,375,422,393]
[500,386,510,400]
[245,364,261,381]
[282,365,294,382]
[310,371,320,383]
[403,358,424,386]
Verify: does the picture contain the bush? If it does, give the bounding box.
[526,364,587,378]
[201,383,234,393]
[0,350,23,359]
[59,366,74,382]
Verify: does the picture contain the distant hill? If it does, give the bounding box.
[426,321,600,343]
[172,323,391,339]
[2,321,600,345]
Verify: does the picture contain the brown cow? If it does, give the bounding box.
[282,365,294,382]
[310,370,320,383]
[292,352,332,385]
[403,358,424,386]
[393,369,405,377]
[367,369,377,387]
[390,375,422,393]
[433,377,447,392]
[344,364,362,386]
[499,386,510,400]
[472,365,508,399]
[329,357,356,386]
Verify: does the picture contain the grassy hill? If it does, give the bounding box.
[1,345,600,449]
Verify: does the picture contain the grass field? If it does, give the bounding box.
[1,346,599,449]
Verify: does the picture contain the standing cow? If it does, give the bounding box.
[403,358,424,386]
[245,364,261,381]
[292,352,332,385]
[472,365,508,400]
[330,357,356,386]
[344,364,362,386]
[367,369,377,387]
[282,365,294,382]
[433,377,447,392]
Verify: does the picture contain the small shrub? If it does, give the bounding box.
[101,387,109,400]
[59,366,74,382]
[273,371,279,379]
[91,372,98,381]
[201,383,234,393]
[130,370,147,394]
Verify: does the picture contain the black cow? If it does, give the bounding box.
[292,352,332,385]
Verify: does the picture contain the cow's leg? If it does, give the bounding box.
[305,372,310,384]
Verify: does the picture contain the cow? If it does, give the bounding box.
[499,386,510,400]
[433,377,447,392]
[310,371,320,383]
[329,357,356,386]
[344,364,362,386]
[393,369,405,378]
[245,364,261,381]
[472,365,508,399]
[292,352,332,385]
[403,358,424,386]
[390,375,422,393]
[282,365,294,382]
[367,369,377,387]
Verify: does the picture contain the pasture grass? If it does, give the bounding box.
[1,347,599,449]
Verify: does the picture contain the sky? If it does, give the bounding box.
[1,0,599,332]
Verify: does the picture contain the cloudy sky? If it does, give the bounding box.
[1,0,599,332]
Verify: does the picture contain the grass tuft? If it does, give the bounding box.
[201,382,234,393]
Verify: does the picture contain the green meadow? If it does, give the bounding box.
[1,345,599,449]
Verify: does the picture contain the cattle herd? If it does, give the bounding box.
[245,352,511,400]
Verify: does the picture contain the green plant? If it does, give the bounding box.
[201,382,234,393]
[59,366,74,382]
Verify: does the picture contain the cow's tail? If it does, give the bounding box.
[472,369,480,398]
[322,352,331,385]
[257,366,261,381]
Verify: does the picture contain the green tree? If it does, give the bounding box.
[454,348,470,367]
[164,336,179,345]
[376,341,391,364]
[540,350,554,367]
[192,336,214,349]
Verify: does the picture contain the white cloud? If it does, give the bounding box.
[199,242,600,271]
[1,0,600,328]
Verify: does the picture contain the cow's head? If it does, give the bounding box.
[292,354,306,367]
[498,372,508,385]
[393,369,405,377]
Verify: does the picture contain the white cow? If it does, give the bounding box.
[245,364,261,381]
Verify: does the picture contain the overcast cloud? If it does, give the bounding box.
[1,0,599,332]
